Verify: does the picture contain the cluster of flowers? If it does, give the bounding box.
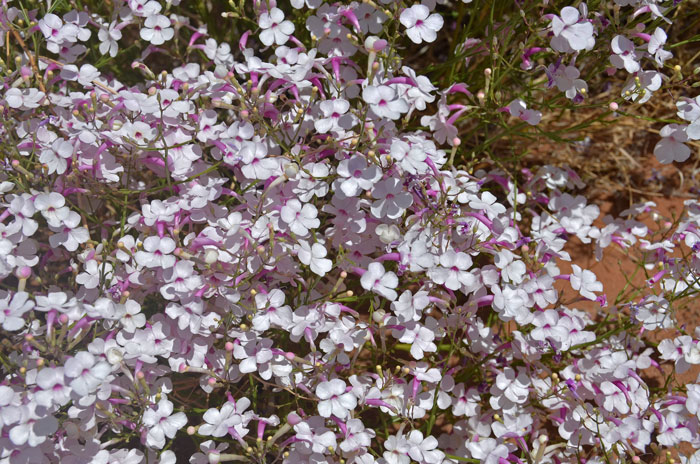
[1,0,700,463]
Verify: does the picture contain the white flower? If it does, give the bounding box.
[76,260,114,290]
[399,5,443,44]
[428,250,475,291]
[140,14,174,45]
[34,192,70,227]
[98,21,122,57]
[361,262,398,301]
[48,210,90,251]
[316,378,357,419]
[296,241,332,276]
[135,236,177,269]
[199,399,252,438]
[363,85,408,120]
[4,88,45,109]
[259,8,294,46]
[406,430,444,464]
[315,99,355,133]
[143,398,187,449]
[550,6,594,52]
[39,138,73,175]
[64,351,111,396]
[280,199,320,236]
[394,321,437,360]
[119,299,146,332]
[0,291,34,331]
[648,27,672,65]
[60,63,100,86]
[160,260,202,300]
[340,419,374,453]
[35,367,71,407]
[570,264,603,300]
[466,438,509,464]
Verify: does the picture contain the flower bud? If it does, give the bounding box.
[106,348,123,365]
[204,249,219,264]
[287,412,302,425]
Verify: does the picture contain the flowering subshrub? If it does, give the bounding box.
[2,0,700,463]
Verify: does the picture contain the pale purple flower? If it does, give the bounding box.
[610,35,640,73]
[654,124,691,164]
[507,99,542,126]
[371,177,413,219]
[336,155,382,197]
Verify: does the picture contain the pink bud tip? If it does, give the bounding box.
[11,160,20,167]
[287,412,302,425]
[285,351,296,360]
[609,102,619,111]
[136,371,145,379]
[225,342,235,351]
[187,426,196,435]
[59,314,69,324]
[452,137,461,147]
[16,266,31,279]
[207,377,216,385]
